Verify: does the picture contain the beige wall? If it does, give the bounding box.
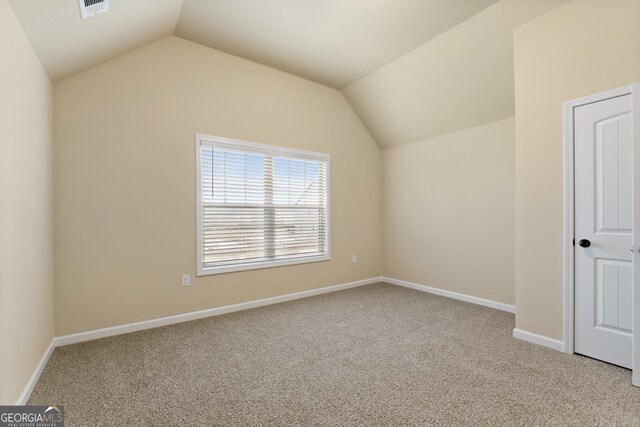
[514,0,640,339]
[0,0,54,404]
[383,118,515,305]
[54,36,382,336]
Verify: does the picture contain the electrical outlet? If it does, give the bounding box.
[352,255,358,264]
[181,274,190,287]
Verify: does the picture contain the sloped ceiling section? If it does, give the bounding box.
[342,0,569,149]
[175,0,498,89]
[8,0,568,149]
[10,0,498,86]
[8,0,185,82]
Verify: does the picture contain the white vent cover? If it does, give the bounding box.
[79,0,109,19]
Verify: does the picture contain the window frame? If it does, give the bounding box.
[195,133,331,276]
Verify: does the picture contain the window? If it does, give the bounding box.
[196,134,330,275]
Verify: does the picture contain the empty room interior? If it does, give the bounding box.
[3,0,640,424]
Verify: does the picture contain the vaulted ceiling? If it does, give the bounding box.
[8,0,185,83]
[8,0,567,148]
[343,0,569,148]
[8,0,499,87]
[174,0,499,89]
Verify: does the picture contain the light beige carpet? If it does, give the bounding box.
[29,283,640,426]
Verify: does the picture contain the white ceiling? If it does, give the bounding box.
[174,0,498,89]
[9,0,498,87]
[8,0,568,149]
[343,0,569,149]
[8,0,185,83]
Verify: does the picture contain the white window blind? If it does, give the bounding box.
[196,134,330,275]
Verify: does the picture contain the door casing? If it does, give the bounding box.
[563,82,640,386]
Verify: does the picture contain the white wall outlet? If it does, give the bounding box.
[181,274,191,287]
[352,255,358,264]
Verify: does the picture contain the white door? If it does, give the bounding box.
[574,94,633,369]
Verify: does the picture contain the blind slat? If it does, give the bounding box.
[199,142,328,270]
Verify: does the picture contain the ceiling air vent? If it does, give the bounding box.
[79,0,109,19]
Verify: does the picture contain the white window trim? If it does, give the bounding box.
[195,133,331,276]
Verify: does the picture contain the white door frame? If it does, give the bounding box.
[563,82,640,386]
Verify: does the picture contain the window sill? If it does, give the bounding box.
[197,254,331,276]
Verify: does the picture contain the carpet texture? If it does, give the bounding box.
[29,283,640,426]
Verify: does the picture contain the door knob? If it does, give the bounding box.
[579,239,591,248]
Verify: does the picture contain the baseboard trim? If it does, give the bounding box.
[16,277,379,404]
[381,276,515,313]
[15,338,56,405]
[512,328,565,352]
[21,276,525,404]
[55,277,381,347]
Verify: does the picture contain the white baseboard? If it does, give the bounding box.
[512,328,565,352]
[20,276,532,404]
[55,277,381,347]
[15,339,56,405]
[382,277,564,353]
[15,276,380,404]
[381,276,515,313]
